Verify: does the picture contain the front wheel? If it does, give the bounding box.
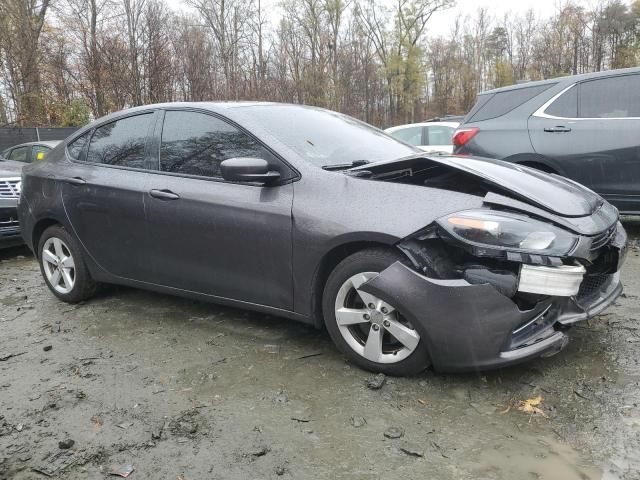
[322,249,430,376]
[38,225,97,303]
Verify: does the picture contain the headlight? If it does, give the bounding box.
[437,209,577,256]
[15,181,21,193]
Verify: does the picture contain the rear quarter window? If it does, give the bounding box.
[468,84,555,122]
[67,132,91,161]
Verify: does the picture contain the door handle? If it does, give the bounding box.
[62,176,87,185]
[149,189,180,200]
[544,126,571,133]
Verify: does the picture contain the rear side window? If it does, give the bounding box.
[579,75,640,118]
[67,132,90,161]
[32,145,51,161]
[545,85,578,118]
[8,146,30,162]
[426,125,454,146]
[390,126,423,146]
[87,113,154,168]
[468,84,554,122]
[160,110,275,179]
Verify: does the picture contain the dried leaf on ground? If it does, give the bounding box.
[516,395,548,418]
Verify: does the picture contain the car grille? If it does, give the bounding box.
[577,274,609,300]
[0,179,20,199]
[590,225,616,252]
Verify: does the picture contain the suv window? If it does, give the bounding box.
[390,126,423,146]
[87,113,154,168]
[8,146,30,163]
[468,84,554,122]
[160,110,277,179]
[67,132,91,161]
[426,125,454,145]
[579,75,640,118]
[545,85,578,118]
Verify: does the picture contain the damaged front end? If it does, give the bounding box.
[359,205,627,372]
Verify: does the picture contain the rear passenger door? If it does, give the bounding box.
[60,111,159,279]
[142,109,295,310]
[529,74,640,210]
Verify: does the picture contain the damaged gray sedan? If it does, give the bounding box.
[18,103,627,375]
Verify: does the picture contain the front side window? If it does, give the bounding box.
[426,125,454,146]
[579,75,640,118]
[545,85,578,118]
[87,113,153,168]
[160,110,276,178]
[390,126,423,146]
[67,132,90,161]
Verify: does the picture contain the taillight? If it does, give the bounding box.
[452,127,479,147]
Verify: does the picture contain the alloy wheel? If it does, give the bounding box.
[42,237,76,294]
[334,272,420,364]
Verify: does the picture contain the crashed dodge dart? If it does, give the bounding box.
[18,103,627,375]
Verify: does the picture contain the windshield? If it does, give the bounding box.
[237,105,419,168]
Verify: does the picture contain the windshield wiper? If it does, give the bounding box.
[322,160,370,171]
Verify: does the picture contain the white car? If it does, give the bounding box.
[385,119,461,154]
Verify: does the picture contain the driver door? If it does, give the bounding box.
[141,109,296,310]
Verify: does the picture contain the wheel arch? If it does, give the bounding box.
[310,239,405,328]
[31,218,62,259]
[504,153,562,175]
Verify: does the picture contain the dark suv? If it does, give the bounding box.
[453,67,640,214]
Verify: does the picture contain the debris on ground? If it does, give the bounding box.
[275,463,287,475]
[350,415,366,428]
[168,411,199,436]
[43,345,53,352]
[365,373,386,390]
[516,395,549,418]
[109,463,135,477]
[383,426,404,439]
[58,439,75,449]
[290,413,311,423]
[399,441,424,457]
[247,444,270,457]
[0,352,26,361]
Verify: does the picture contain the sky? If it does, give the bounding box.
[163,0,575,38]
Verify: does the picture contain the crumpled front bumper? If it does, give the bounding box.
[358,262,623,372]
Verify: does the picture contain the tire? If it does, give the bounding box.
[37,225,97,303]
[322,248,431,376]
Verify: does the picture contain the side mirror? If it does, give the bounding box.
[220,157,281,184]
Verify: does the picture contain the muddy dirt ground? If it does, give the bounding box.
[1,221,639,480]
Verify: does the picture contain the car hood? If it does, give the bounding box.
[0,160,24,177]
[351,154,601,218]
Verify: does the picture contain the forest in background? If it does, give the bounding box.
[1,0,639,129]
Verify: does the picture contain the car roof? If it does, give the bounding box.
[68,101,329,136]
[385,121,460,132]
[480,66,640,95]
[5,140,61,149]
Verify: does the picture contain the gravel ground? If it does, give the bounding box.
[1,220,639,480]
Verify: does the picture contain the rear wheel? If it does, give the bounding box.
[322,249,430,376]
[38,225,97,303]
